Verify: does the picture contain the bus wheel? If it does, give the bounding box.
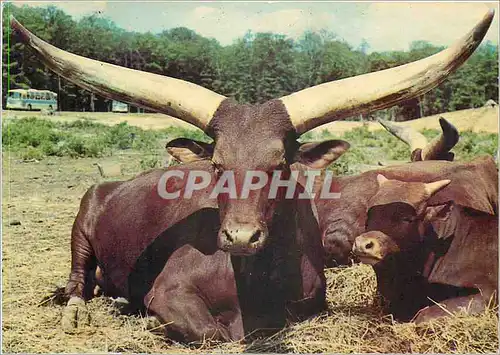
[48,105,53,110]
[27,104,32,111]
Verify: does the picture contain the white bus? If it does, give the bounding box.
[6,89,57,111]
[112,100,129,113]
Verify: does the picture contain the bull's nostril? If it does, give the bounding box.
[224,230,234,243]
[365,241,374,250]
[249,230,261,244]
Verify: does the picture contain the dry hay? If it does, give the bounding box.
[3,261,497,353]
[2,153,498,353]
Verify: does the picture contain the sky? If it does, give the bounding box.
[7,1,500,52]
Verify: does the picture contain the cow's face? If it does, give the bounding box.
[352,175,451,264]
[167,100,349,256]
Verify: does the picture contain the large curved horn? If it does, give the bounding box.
[10,16,226,131]
[420,117,459,161]
[379,117,458,161]
[280,10,494,134]
[378,119,428,157]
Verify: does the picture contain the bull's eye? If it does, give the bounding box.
[401,216,414,223]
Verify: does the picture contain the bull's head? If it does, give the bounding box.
[10,9,493,255]
[353,174,452,264]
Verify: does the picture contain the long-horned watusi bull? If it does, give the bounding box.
[352,175,498,323]
[61,159,334,342]
[9,10,494,257]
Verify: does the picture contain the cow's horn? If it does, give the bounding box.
[420,117,459,160]
[9,16,226,131]
[379,117,459,161]
[376,174,389,186]
[378,119,428,155]
[424,179,451,196]
[280,10,494,134]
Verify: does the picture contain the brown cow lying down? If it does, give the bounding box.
[352,175,498,323]
[62,159,332,343]
[317,155,498,266]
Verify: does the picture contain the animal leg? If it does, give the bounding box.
[413,293,493,324]
[145,285,241,344]
[61,224,95,332]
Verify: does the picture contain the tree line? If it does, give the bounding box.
[3,3,498,121]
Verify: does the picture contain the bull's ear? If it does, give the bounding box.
[424,179,451,197]
[294,140,350,169]
[166,138,214,163]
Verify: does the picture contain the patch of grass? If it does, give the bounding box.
[139,155,161,170]
[303,125,411,175]
[2,117,212,161]
[161,126,212,143]
[302,125,496,175]
[420,129,498,161]
[19,146,45,161]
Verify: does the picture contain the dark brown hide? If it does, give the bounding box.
[145,193,326,342]
[316,156,498,265]
[67,160,218,299]
[427,206,498,293]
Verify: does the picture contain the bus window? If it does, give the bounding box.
[8,92,20,98]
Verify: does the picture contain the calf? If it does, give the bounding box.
[352,175,498,322]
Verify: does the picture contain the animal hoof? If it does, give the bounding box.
[61,297,90,332]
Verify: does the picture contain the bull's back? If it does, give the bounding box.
[429,208,498,293]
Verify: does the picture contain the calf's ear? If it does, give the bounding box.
[423,201,457,239]
[166,138,214,163]
[294,140,350,169]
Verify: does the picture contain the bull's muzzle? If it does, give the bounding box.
[218,223,268,256]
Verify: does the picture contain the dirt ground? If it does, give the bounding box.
[2,108,499,353]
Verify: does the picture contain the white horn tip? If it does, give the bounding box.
[424,179,451,196]
[376,174,389,186]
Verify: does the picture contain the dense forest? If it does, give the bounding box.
[2,3,498,121]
